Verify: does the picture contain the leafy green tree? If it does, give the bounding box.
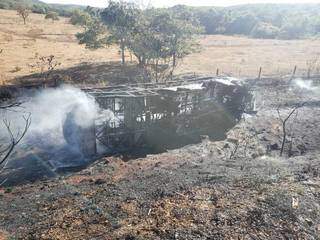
[76,1,202,81]
[76,17,109,49]
[168,6,203,70]
[226,14,258,35]
[127,7,202,81]
[70,9,92,26]
[100,1,141,65]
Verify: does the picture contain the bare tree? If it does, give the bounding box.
[0,101,31,177]
[29,55,61,86]
[276,103,305,156]
[0,115,31,167]
[16,5,30,25]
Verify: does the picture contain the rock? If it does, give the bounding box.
[125,235,135,240]
[305,218,313,226]
[269,143,279,150]
[297,144,307,154]
[94,179,106,185]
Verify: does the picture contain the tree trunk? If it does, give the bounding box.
[170,53,177,81]
[155,60,159,83]
[120,39,125,65]
[280,122,286,157]
[23,17,26,25]
[173,52,177,68]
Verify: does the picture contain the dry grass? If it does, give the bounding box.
[0,9,120,84]
[1,9,320,85]
[178,35,320,78]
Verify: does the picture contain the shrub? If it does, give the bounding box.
[278,18,309,40]
[70,10,91,26]
[251,22,280,39]
[45,11,59,22]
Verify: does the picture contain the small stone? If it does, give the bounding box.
[269,143,279,150]
[94,179,106,185]
[305,218,313,226]
[223,143,230,149]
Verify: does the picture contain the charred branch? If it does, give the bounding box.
[276,102,306,157]
[0,113,31,169]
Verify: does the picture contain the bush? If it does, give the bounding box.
[45,12,59,22]
[0,3,8,9]
[226,14,258,35]
[251,22,280,39]
[279,24,306,40]
[70,10,91,26]
[32,4,47,14]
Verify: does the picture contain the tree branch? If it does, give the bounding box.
[0,113,31,167]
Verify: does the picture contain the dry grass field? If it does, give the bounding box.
[1,9,320,85]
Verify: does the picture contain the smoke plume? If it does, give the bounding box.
[0,85,99,159]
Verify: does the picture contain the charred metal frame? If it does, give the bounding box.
[83,76,254,152]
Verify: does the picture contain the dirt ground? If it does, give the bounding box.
[0,76,320,239]
[1,8,320,240]
[1,9,320,85]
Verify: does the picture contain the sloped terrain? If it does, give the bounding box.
[1,9,320,86]
[0,77,320,239]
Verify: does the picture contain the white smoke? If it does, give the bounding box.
[27,85,98,135]
[0,85,99,148]
[293,78,320,93]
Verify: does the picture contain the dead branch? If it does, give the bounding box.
[276,103,306,156]
[28,55,61,86]
[0,113,31,168]
[0,102,22,109]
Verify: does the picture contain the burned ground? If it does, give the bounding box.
[0,77,320,239]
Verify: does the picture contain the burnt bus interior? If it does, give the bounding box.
[82,76,254,155]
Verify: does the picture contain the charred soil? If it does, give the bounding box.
[1,77,320,239]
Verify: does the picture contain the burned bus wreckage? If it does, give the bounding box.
[64,76,254,157]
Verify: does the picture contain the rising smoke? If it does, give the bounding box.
[0,85,99,157]
[293,78,320,94]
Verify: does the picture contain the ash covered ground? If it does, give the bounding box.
[1,77,320,239]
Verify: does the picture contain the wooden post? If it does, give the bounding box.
[258,67,262,80]
[291,65,297,80]
[307,68,311,79]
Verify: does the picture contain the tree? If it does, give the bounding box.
[226,14,258,35]
[76,17,110,49]
[45,12,59,23]
[250,22,280,39]
[128,7,202,81]
[76,2,202,81]
[0,102,31,185]
[16,5,30,25]
[70,9,91,26]
[100,1,141,65]
[276,103,305,157]
[28,55,61,86]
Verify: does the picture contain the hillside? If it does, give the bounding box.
[187,4,320,39]
[1,9,320,86]
[0,0,85,16]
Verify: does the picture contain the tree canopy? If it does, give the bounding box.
[76,1,202,81]
[190,4,320,39]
